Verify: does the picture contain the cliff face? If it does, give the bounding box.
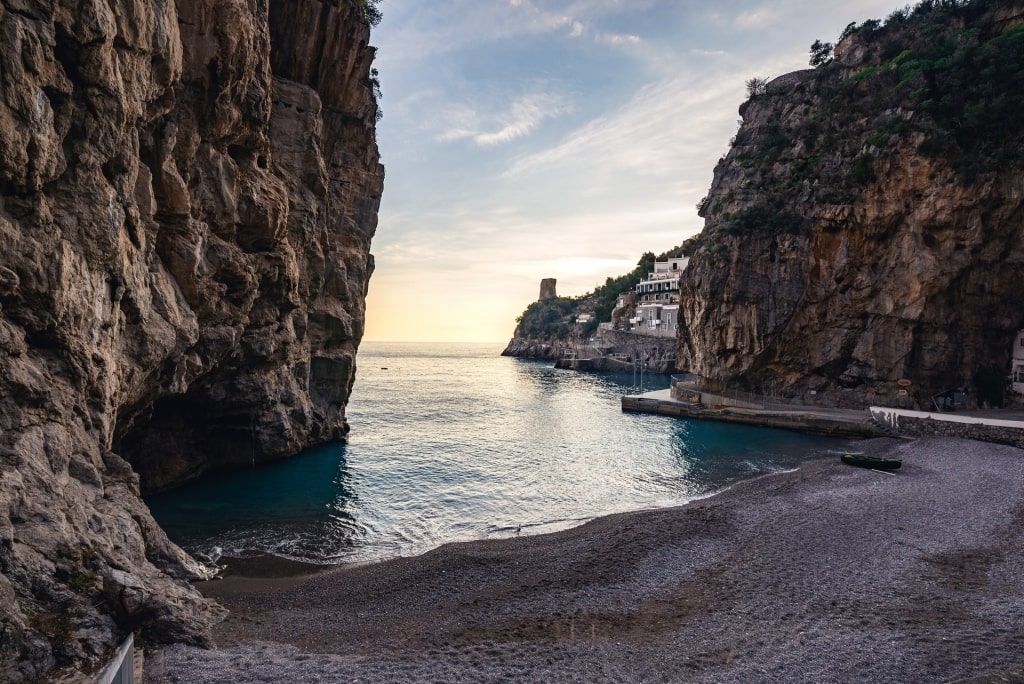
[678,1,1024,408]
[0,0,382,678]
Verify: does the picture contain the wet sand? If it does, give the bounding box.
[156,437,1024,683]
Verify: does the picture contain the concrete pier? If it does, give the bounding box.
[621,389,881,438]
[623,387,1024,445]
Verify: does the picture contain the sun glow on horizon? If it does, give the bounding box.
[366,0,915,343]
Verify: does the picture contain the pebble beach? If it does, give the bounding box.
[152,437,1024,683]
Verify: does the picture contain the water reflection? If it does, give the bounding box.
[146,343,848,564]
[147,442,361,560]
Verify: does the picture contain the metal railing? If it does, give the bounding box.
[95,634,134,684]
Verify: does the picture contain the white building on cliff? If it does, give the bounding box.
[1013,330,1024,396]
[630,256,689,337]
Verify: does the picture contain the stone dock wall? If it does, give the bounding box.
[871,408,1024,449]
[622,394,877,438]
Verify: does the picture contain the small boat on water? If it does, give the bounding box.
[840,453,902,471]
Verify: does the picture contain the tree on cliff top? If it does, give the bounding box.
[354,0,382,26]
[809,39,834,66]
[745,77,769,99]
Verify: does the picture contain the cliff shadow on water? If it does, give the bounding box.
[0,0,382,679]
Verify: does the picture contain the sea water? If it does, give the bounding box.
[146,342,846,564]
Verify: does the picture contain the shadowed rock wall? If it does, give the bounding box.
[0,0,382,678]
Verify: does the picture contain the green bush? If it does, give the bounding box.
[353,0,382,26]
[515,297,575,340]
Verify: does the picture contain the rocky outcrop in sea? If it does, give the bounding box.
[678,1,1024,408]
[0,0,382,678]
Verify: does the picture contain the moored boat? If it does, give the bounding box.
[840,453,902,470]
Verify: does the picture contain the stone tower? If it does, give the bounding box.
[539,278,557,301]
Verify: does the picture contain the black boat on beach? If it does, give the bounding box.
[840,453,902,471]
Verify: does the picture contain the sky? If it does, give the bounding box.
[364,0,913,343]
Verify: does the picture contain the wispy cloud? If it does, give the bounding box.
[691,48,728,58]
[435,93,574,147]
[736,8,780,28]
[433,104,482,143]
[503,72,738,180]
[503,43,820,182]
[596,32,643,47]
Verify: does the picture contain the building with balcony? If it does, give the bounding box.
[630,257,689,337]
[634,256,689,304]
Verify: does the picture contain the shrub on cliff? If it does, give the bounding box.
[515,297,576,340]
[716,0,1024,240]
[354,0,383,26]
[830,0,1024,170]
[809,40,834,66]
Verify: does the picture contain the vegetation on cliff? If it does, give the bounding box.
[681,0,1024,408]
[702,0,1024,243]
[512,240,694,342]
[354,0,384,26]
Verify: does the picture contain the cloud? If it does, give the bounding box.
[735,8,780,29]
[503,72,737,180]
[596,32,642,47]
[434,92,574,147]
[502,41,822,183]
[433,104,482,143]
[375,0,664,74]
[690,48,728,58]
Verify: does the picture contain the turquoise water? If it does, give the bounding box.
[146,342,848,564]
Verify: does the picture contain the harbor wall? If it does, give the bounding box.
[870,408,1024,449]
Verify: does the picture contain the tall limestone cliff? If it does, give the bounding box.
[678,0,1024,409]
[0,0,382,678]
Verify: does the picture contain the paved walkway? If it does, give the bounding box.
[625,387,1024,442]
[622,389,878,438]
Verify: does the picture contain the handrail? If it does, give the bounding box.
[95,634,134,684]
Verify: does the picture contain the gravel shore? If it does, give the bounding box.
[154,437,1024,683]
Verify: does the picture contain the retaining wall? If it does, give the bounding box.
[870,408,1024,449]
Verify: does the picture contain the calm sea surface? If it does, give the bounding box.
[147,342,847,564]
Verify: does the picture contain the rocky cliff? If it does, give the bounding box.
[678,0,1024,409]
[0,0,382,678]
